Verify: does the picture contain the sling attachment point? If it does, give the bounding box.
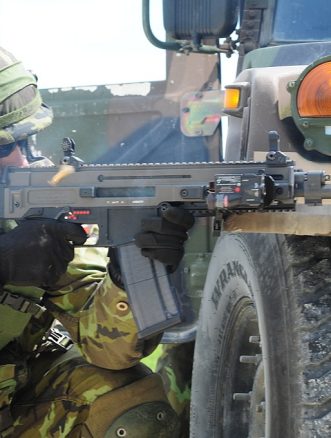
[37,327,73,354]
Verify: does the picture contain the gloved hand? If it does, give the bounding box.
[0,219,87,287]
[134,206,195,273]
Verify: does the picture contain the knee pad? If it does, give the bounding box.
[106,401,180,437]
[84,373,180,437]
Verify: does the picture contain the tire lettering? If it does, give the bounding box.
[211,276,223,309]
[226,262,234,279]
[232,261,241,277]
[211,261,253,309]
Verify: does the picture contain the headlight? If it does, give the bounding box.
[297,60,331,117]
[289,56,331,156]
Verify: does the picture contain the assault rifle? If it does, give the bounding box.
[1,132,331,338]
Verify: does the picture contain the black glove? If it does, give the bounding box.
[134,206,195,273]
[0,219,87,287]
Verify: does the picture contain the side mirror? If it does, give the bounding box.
[143,0,239,54]
[164,0,238,40]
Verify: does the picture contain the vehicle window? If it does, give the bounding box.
[0,0,165,88]
[0,1,214,166]
[273,0,331,42]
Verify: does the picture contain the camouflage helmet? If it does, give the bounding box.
[0,46,53,147]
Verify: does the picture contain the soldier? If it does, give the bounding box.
[0,46,194,437]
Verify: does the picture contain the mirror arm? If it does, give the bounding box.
[142,0,236,55]
[142,0,182,51]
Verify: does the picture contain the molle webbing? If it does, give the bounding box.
[0,290,45,349]
[0,290,44,319]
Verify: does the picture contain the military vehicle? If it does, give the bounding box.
[2,0,330,437]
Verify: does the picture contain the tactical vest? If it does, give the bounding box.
[0,282,48,431]
[0,220,64,432]
[0,286,73,432]
[0,158,58,350]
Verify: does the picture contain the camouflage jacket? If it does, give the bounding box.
[0,159,158,432]
[0,221,160,421]
[0,236,158,367]
[0,156,158,368]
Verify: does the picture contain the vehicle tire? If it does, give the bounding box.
[190,233,331,438]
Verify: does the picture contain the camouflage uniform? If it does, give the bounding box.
[155,343,194,438]
[1,243,179,437]
[0,46,179,437]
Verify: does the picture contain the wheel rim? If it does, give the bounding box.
[219,296,265,438]
[249,361,265,437]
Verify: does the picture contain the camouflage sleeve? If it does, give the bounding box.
[46,246,159,370]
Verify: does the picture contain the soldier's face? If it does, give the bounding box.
[0,144,29,168]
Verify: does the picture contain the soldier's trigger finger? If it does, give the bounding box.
[57,222,87,245]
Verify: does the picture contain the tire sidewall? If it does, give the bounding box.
[190,233,300,438]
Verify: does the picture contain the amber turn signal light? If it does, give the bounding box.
[224,87,240,110]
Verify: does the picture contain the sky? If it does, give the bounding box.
[0,0,166,88]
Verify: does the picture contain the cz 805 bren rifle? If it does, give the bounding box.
[1,132,331,338]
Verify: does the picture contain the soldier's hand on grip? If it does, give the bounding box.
[0,219,87,287]
[134,206,195,273]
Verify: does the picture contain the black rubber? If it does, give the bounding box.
[190,233,331,438]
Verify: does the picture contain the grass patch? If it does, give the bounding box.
[141,345,163,371]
